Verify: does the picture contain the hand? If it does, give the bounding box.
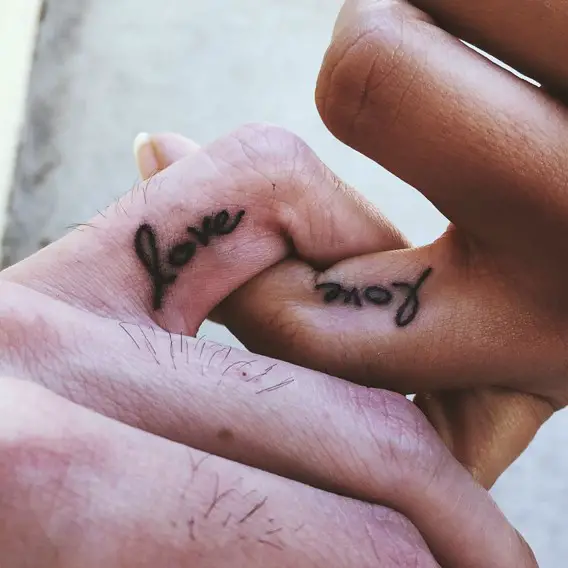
[137,126,546,491]
[0,125,534,566]
[152,0,568,489]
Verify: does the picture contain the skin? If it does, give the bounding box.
[134,0,568,490]
[0,125,536,566]
[2,0,561,562]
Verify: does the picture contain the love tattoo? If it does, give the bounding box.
[134,209,246,310]
[315,267,433,328]
[134,208,431,327]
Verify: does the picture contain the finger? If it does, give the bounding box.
[3,123,407,335]
[0,378,439,568]
[317,0,568,252]
[215,249,556,487]
[133,132,225,325]
[410,0,568,94]
[211,245,483,390]
[1,376,536,567]
[414,388,554,489]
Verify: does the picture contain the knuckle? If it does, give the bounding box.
[316,3,424,142]
[363,506,438,568]
[348,386,447,487]
[0,283,63,384]
[0,377,59,441]
[221,122,330,233]
[228,122,310,176]
[0,379,69,480]
[0,379,102,527]
[227,122,325,197]
[0,379,105,561]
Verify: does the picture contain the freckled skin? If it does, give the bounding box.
[217,428,235,443]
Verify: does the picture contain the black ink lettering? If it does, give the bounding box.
[343,288,362,307]
[364,286,393,306]
[315,268,433,328]
[213,209,246,235]
[136,210,246,310]
[392,267,433,327]
[315,283,362,306]
[187,215,213,246]
[168,241,197,267]
[134,224,177,310]
[187,209,246,245]
[213,210,230,233]
[315,283,343,303]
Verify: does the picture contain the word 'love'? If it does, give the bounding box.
[315,267,433,328]
[135,209,246,310]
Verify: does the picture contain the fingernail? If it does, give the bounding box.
[133,132,159,179]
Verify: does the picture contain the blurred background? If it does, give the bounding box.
[1,1,566,565]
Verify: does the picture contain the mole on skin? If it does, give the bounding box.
[135,209,246,310]
[315,267,433,328]
[217,428,235,443]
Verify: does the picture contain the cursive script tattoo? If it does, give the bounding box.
[315,267,433,328]
[134,224,177,310]
[391,268,433,327]
[135,209,246,310]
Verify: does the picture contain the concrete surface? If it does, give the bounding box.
[0,0,42,236]
[3,0,567,565]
